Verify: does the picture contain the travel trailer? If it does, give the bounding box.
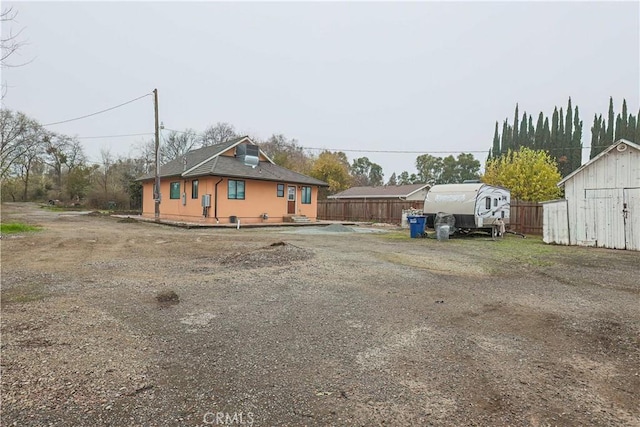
[423,183,510,235]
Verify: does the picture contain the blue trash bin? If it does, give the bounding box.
[408,215,426,238]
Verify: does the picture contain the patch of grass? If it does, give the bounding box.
[464,235,556,267]
[0,222,42,234]
[41,205,87,212]
[378,230,558,269]
[380,231,412,240]
[41,205,67,212]
[1,283,46,305]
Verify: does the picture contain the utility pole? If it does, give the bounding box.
[153,88,161,220]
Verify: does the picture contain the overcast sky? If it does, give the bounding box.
[2,1,639,178]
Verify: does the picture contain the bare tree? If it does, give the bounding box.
[43,133,85,191]
[97,149,113,198]
[260,134,312,174]
[17,133,45,200]
[160,129,200,163]
[133,138,157,174]
[1,109,43,179]
[1,7,32,98]
[201,122,237,146]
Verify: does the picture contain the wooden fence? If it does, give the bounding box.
[317,199,543,235]
[508,200,543,235]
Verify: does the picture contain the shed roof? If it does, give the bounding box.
[558,139,640,186]
[138,136,328,186]
[328,183,430,199]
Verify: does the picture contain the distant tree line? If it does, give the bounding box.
[488,97,638,177]
[590,98,640,159]
[0,110,149,209]
[488,98,583,177]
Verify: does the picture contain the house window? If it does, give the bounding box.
[277,183,285,197]
[228,180,245,200]
[301,186,312,204]
[485,197,491,210]
[170,182,180,199]
[192,180,199,199]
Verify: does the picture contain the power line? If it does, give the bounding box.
[42,92,152,126]
[304,147,490,154]
[76,132,154,140]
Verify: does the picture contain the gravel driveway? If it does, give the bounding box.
[1,203,639,426]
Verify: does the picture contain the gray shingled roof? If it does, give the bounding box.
[138,136,328,187]
[328,183,430,199]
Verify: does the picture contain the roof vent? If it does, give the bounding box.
[617,143,628,152]
[236,143,259,168]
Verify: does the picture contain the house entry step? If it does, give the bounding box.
[283,215,311,223]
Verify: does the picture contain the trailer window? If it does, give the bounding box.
[485,197,491,209]
[494,198,498,207]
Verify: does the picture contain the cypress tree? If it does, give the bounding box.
[572,107,582,171]
[628,114,637,143]
[513,104,519,149]
[492,122,500,159]
[599,115,608,155]
[528,114,535,148]
[518,112,527,149]
[565,97,573,148]
[614,114,623,141]
[535,112,544,149]
[590,114,600,159]
[558,107,570,176]
[543,117,551,152]
[559,107,565,144]
[621,99,628,139]
[551,107,559,154]
[606,96,614,145]
[501,120,511,154]
[637,109,640,143]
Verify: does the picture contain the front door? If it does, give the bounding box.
[287,185,296,215]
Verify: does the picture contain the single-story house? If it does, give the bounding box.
[543,139,640,250]
[328,183,431,203]
[138,136,328,224]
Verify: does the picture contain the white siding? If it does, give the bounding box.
[563,143,640,250]
[543,200,569,245]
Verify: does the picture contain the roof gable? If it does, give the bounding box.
[558,139,640,186]
[183,136,256,175]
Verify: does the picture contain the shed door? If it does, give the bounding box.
[623,188,640,250]
[287,185,296,215]
[584,189,625,249]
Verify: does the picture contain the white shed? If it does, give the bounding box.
[543,139,640,250]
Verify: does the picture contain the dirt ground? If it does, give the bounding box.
[1,202,639,427]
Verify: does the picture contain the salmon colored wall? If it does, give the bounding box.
[141,177,319,224]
